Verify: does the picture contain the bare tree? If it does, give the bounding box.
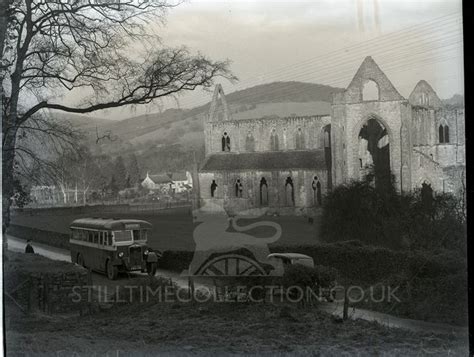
[1,0,235,234]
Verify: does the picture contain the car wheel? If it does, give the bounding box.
[106,259,118,280]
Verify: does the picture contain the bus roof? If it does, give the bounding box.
[70,218,153,230]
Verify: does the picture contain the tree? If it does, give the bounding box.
[70,146,101,204]
[127,153,141,187]
[1,0,235,232]
[108,176,119,198]
[113,155,127,190]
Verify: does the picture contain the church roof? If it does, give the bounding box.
[200,151,327,172]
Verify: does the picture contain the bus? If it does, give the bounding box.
[69,218,161,280]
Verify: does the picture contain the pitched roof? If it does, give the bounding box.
[231,102,331,120]
[71,218,152,230]
[170,172,188,181]
[200,151,327,172]
[148,174,172,184]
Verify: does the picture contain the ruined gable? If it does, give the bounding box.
[208,84,232,122]
[338,56,405,104]
[408,80,443,109]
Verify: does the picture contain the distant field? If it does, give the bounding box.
[11,207,320,251]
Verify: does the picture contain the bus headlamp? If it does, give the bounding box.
[118,252,124,258]
[144,249,149,255]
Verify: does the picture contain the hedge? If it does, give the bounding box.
[158,241,466,285]
[8,224,70,250]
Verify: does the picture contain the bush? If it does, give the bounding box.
[321,175,466,252]
[159,250,194,272]
[281,264,316,289]
[280,264,338,290]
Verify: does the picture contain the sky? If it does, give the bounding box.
[64,0,464,119]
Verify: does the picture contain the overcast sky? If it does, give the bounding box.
[65,0,464,119]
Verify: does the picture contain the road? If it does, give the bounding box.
[6,235,468,334]
[7,235,198,297]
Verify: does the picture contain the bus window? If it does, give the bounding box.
[108,232,113,245]
[141,230,148,241]
[113,230,132,243]
[133,230,140,241]
[99,232,103,245]
[93,232,99,244]
[88,231,93,243]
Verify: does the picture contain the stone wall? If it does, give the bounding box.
[205,115,331,155]
[199,168,328,215]
[5,252,91,315]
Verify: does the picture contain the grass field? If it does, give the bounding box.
[11,207,321,251]
[5,296,468,355]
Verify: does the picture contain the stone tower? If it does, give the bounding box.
[331,56,413,191]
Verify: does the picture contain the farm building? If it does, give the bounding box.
[141,172,193,193]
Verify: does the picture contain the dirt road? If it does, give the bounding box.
[7,235,197,295]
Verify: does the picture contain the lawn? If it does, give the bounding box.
[11,206,321,251]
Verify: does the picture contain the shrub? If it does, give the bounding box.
[159,250,194,272]
[281,264,338,290]
[321,174,466,252]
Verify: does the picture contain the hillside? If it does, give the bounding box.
[68,81,342,175]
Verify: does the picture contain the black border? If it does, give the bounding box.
[462,0,472,355]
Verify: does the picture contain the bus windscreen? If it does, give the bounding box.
[113,230,133,242]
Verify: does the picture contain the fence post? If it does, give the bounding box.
[343,286,349,320]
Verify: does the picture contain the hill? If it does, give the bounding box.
[67,81,342,175]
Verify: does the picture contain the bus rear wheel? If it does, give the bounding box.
[147,262,157,277]
[106,260,118,280]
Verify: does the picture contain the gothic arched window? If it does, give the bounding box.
[311,176,322,206]
[295,128,305,150]
[210,180,218,198]
[270,129,279,151]
[438,124,450,144]
[235,179,243,198]
[260,177,268,206]
[222,132,231,151]
[245,132,255,151]
[285,177,295,206]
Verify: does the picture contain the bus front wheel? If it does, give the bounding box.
[147,262,157,277]
[106,260,118,280]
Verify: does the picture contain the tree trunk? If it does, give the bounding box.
[2,129,18,254]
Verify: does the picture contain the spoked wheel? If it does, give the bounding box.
[147,262,157,277]
[196,254,267,276]
[77,253,85,268]
[106,259,118,280]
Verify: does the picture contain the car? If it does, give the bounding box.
[267,253,315,268]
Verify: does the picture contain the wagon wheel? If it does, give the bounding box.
[195,254,267,277]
